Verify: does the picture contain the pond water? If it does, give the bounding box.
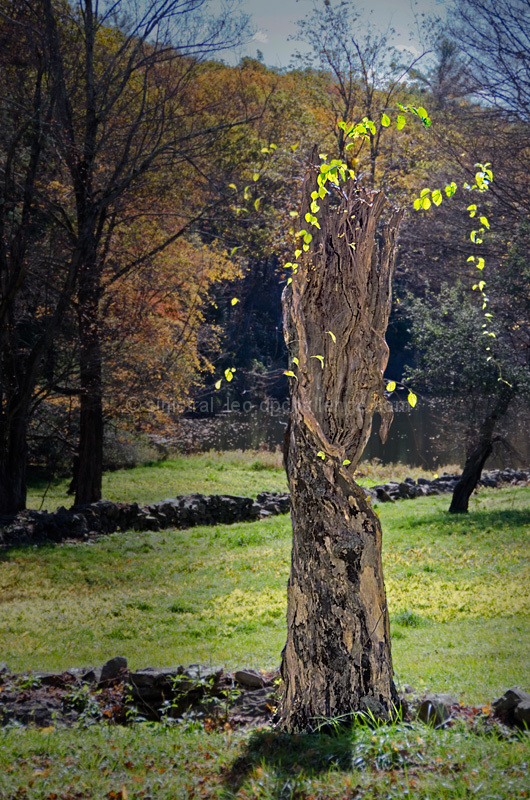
[175,397,530,469]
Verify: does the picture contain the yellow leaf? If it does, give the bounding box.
[252,173,259,182]
[317,451,326,460]
[284,370,297,379]
[327,330,336,343]
[231,298,239,305]
[407,391,418,408]
[215,379,222,390]
[343,459,351,465]
[386,380,396,392]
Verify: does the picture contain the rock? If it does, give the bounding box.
[417,693,458,726]
[514,700,530,728]
[1,697,67,727]
[229,688,274,722]
[234,670,265,689]
[128,664,223,720]
[99,656,128,685]
[359,695,390,721]
[373,486,394,502]
[0,662,10,677]
[493,687,530,727]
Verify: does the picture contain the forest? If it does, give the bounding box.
[0,0,528,517]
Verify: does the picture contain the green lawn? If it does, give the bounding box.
[1,458,529,800]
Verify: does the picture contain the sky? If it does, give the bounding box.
[218,0,450,68]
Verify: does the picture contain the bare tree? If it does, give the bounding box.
[447,0,530,117]
[291,0,425,182]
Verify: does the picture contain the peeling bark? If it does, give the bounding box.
[278,152,403,732]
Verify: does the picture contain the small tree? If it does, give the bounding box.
[404,282,527,512]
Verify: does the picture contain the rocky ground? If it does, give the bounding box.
[0,657,528,736]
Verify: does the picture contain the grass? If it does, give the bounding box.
[26,450,460,512]
[1,455,529,799]
[1,717,529,799]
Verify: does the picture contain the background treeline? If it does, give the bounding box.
[1,0,528,514]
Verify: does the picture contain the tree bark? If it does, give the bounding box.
[75,255,104,506]
[0,400,28,514]
[277,152,403,732]
[449,383,515,513]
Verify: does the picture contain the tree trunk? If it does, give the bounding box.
[75,261,103,506]
[449,384,515,513]
[277,153,404,732]
[0,402,28,515]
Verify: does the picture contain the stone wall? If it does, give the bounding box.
[0,468,527,548]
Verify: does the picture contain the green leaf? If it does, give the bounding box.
[254,197,261,211]
[386,380,397,392]
[252,173,259,182]
[231,297,239,305]
[413,198,421,211]
[317,451,326,460]
[432,189,442,206]
[303,233,313,244]
[420,188,431,197]
[420,196,432,210]
[230,246,240,256]
[407,391,418,408]
[444,182,457,197]
[291,142,299,151]
[327,330,336,343]
[342,459,351,466]
[294,249,302,258]
[289,210,298,217]
[260,147,269,154]
[381,113,391,127]
[396,115,406,130]
[318,186,327,199]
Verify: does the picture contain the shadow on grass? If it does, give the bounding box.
[223,727,356,798]
[405,507,530,534]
